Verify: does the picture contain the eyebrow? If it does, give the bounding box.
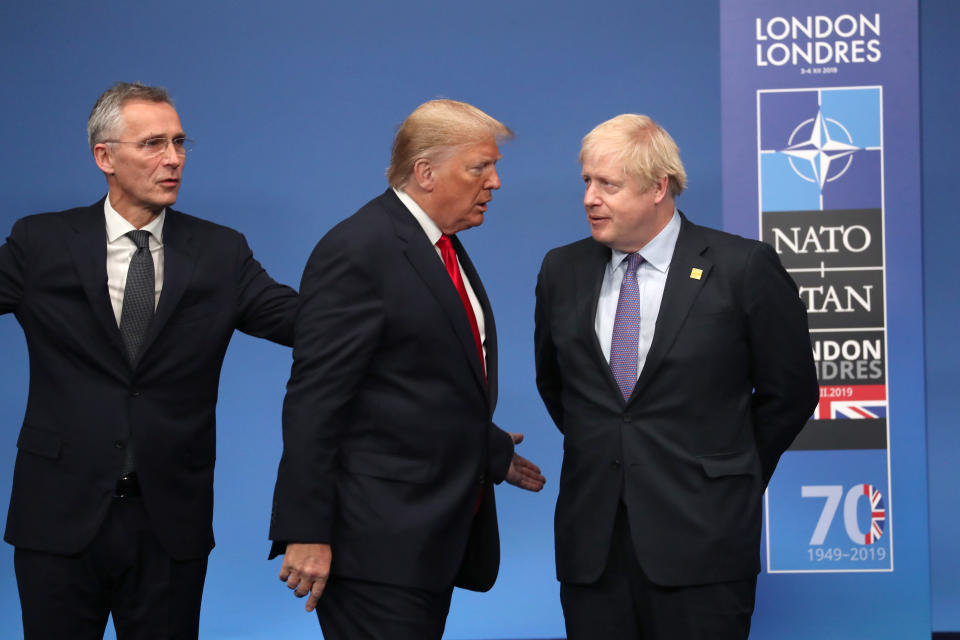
[584,170,619,181]
[140,131,187,140]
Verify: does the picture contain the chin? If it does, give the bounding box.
[460,215,484,231]
[590,229,610,244]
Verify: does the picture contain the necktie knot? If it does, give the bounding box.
[625,252,643,272]
[127,229,151,250]
[436,234,453,253]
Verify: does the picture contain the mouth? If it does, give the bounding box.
[158,178,180,188]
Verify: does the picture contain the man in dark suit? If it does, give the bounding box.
[270,99,545,639]
[0,82,297,639]
[535,114,818,639]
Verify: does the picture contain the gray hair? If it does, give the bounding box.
[87,82,173,152]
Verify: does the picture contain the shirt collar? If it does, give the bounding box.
[393,187,443,245]
[609,209,681,273]
[104,196,166,244]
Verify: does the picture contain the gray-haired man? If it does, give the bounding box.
[0,82,297,639]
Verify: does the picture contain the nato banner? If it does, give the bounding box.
[721,1,930,637]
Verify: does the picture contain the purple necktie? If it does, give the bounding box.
[609,253,643,401]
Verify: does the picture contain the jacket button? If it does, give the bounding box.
[622,414,632,423]
[130,388,141,397]
[478,474,486,485]
[114,440,125,449]
[612,459,622,468]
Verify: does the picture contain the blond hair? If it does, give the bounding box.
[580,114,687,196]
[387,99,513,188]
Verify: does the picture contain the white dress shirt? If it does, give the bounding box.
[393,187,486,365]
[104,197,165,325]
[595,210,681,377]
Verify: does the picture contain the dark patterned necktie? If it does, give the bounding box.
[119,230,155,366]
[609,253,643,401]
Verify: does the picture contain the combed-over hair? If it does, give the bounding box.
[387,99,513,188]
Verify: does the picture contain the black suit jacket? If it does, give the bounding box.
[535,214,818,586]
[270,189,514,592]
[0,199,297,560]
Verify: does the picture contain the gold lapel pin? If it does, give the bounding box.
[690,268,703,280]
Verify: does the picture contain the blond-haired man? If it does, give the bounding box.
[535,114,817,639]
[270,99,544,639]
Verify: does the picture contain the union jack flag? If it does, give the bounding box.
[863,483,886,545]
[815,384,887,420]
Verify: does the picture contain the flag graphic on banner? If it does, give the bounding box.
[815,384,887,420]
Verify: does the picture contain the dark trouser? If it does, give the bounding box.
[15,495,207,640]
[316,574,454,640]
[561,504,757,640]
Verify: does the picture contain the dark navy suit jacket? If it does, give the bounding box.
[270,189,514,592]
[0,199,297,560]
[535,214,818,586]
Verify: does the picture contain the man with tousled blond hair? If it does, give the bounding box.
[270,99,545,639]
[535,114,817,639]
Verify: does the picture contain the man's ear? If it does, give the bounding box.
[93,143,115,176]
[412,157,434,192]
[652,175,669,204]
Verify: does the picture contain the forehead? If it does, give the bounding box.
[447,138,500,163]
[582,151,626,177]
[119,100,182,134]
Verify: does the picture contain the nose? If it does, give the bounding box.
[161,140,182,166]
[584,182,599,207]
[486,167,501,190]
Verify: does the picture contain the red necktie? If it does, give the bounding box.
[437,235,487,514]
[436,235,485,376]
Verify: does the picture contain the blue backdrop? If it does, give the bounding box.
[0,1,956,638]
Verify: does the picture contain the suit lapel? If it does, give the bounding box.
[65,201,125,354]
[452,235,496,407]
[630,215,712,401]
[384,191,488,395]
[579,241,626,401]
[138,209,198,361]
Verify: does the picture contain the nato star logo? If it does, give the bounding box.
[759,87,882,211]
[780,110,860,189]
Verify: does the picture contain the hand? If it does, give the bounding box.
[278,542,332,612]
[505,432,546,492]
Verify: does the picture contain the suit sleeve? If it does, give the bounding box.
[534,251,565,433]
[487,422,515,484]
[0,219,27,315]
[744,241,819,483]
[233,233,298,346]
[269,230,384,551]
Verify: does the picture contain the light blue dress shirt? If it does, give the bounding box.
[594,210,681,377]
